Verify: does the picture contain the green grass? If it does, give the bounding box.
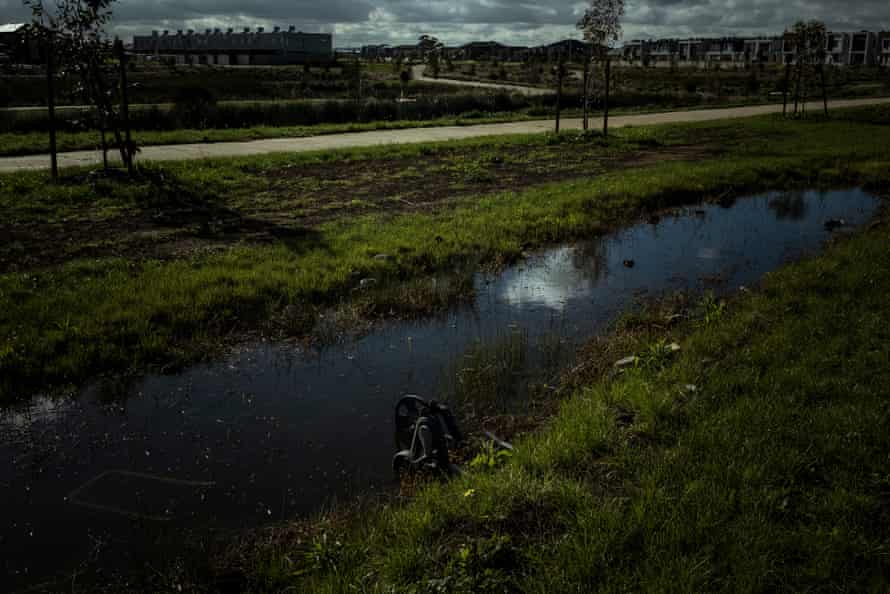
[3,108,890,401]
[233,196,890,593]
[7,94,879,157]
[0,112,546,157]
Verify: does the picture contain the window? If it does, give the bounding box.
[883,39,890,51]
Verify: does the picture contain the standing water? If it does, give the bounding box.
[1,188,880,589]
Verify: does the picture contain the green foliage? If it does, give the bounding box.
[299,534,345,576]
[637,337,677,371]
[698,291,728,327]
[469,441,514,472]
[451,160,497,184]
[423,535,520,594]
[444,330,528,413]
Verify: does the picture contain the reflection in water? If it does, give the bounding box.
[497,239,610,311]
[0,188,880,590]
[769,190,809,221]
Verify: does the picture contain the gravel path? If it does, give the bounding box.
[2,97,888,173]
[411,65,552,95]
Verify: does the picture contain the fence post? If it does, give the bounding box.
[46,32,58,181]
[555,52,565,133]
[116,39,134,176]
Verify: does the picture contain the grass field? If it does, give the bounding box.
[0,63,433,106]
[442,60,890,100]
[2,106,890,402]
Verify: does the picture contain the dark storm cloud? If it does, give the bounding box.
[2,0,889,45]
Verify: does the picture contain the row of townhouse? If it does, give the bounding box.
[362,39,591,63]
[363,31,890,67]
[622,31,890,68]
[132,27,333,66]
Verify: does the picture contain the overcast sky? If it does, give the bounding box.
[2,0,889,46]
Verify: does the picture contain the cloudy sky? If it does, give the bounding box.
[2,0,889,47]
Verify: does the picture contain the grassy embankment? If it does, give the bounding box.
[238,184,890,593]
[2,106,890,402]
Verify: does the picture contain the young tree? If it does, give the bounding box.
[399,68,412,100]
[577,0,625,138]
[787,20,829,117]
[350,54,363,104]
[25,0,137,174]
[22,2,60,179]
[808,21,829,116]
[418,34,444,78]
[581,44,591,130]
[554,51,567,133]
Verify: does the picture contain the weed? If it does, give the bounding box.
[451,160,497,184]
[698,291,727,326]
[469,441,514,472]
[443,329,529,413]
[423,536,520,594]
[637,338,679,371]
[298,534,345,576]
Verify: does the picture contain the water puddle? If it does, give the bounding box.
[0,188,880,588]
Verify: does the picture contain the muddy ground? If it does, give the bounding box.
[0,139,716,273]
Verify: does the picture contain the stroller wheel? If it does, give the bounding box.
[392,450,413,475]
[395,395,427,429]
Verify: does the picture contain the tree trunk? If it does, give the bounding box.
[355,57,363,104]
[555,54,564,134]
[582,53,590,131]
[117,44,134,176]
[819,63,829,117]
[99,123,109,172]
[800,65,807,115]
[46,35,58,181]
[793,61,802,115]
[782,61,790,116]
[603,58,611,138]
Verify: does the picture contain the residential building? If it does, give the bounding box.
[132,27,333,66]
[743,37,777,65]
[358,31,887,69]
[361,44,392,61]
[390,44,422,60]
[702,37,746,65]
[880,32,890,66]
[848,31,877,65]
[621,40,647,64]
[648,39,680,66]
[678,39,705,64]
[527,39,589,61]
[451,41,528,61]
[0,23,41,65]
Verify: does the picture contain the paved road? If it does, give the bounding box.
[2,97,889,173]
[411,65,551,96]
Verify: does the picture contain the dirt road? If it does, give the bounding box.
[411,65,551,95]
[2,97,888,173]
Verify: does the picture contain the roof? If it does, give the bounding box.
[461,41,507,48]
[0,24,26,34]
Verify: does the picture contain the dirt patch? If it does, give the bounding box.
[251,142,715,228]
[1,141,715,272]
